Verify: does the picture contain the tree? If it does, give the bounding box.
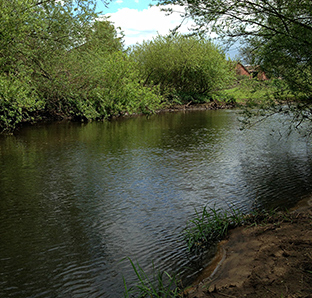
[0,0,164,132]
[0,0,99,129]
[83,18,124,54]
[131,34,235,103]
[0,0,98,73]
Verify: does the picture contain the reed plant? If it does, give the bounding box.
[184,205,246,252]
[184,204,291,252]
[123,258,183,298]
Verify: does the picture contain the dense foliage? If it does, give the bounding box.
[157,0,312,127]
[0,0,161,132]
[0,0,235,133]
[157,0,312,93]
[131,34,235,103]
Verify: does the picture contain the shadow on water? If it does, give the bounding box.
[0,110,312,297]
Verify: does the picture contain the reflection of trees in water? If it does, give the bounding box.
[159,110,232,151]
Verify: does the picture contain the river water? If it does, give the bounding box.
[1,109,312,297]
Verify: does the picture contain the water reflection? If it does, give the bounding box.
[0,110,311,297]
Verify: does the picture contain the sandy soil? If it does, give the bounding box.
[186,199,312,298]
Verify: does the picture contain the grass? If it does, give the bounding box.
[221,77,294,104]
[123,206,247,297]
[184,205,246,253]
[219,77,312,131]
[123,257,183,298]
[184,205,292,252]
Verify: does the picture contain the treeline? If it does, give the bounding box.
[0,0,235,133]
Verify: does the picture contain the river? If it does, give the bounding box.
[1,109,312,297]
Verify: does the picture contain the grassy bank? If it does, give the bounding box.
[217,77,293,105]
[123,205,292,297]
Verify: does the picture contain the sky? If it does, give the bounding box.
[96,0,194,46]
[95,0,240,58]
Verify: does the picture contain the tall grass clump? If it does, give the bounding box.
[123,258,183,298]
[184,204,292,253]
[184,206,246,252]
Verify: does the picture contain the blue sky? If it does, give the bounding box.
[95,0,240,58]
[96,0,152,14]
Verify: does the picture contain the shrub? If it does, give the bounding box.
[87,52,162,119]
[0,74,44,132]
[131,34,235,103]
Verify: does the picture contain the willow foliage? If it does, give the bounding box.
[131,34,235,103]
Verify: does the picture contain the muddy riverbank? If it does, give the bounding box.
[187,198,312,298]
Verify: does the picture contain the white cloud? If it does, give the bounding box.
[115,0,123,4]
[101,5,196,47]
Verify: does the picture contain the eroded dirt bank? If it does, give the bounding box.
[187,199,312,298]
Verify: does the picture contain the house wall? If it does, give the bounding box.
[235,63,268,80]
[257,71,268,81]
[235,63,250,77]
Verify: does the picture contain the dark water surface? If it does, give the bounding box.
[1,110,312,297]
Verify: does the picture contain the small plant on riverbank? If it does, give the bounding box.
[123,258,183,298]
[246,207,292,226]
[184,206,246,252]
[184,205,292,252]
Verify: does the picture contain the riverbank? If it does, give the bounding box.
[186,198,312,298]
[1,100,235,135]
[157,101,236,114]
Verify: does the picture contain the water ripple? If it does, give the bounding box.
[1,110,312,297]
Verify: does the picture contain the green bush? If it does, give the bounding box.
[1,2,164,131]
[0,74,44,132]
[131,34,235,103]
[31,49,163,122]
[87,52,162,119]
